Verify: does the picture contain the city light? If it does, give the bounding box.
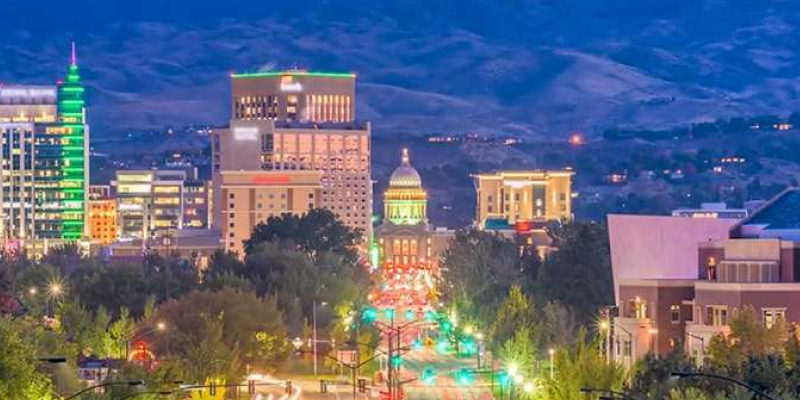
[523,382,535,394]
[156,322,167,331]
[422,367,437,385]
[508,363,519,377]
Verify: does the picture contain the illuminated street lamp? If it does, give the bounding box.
[523,382,535,394]
[549,348,555,379]
[292,337,304,351]
[508,363,519,377]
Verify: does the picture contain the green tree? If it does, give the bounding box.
[151,288,289,376]
[499,325,539,378]
[629,344,695,400]
[491,285,537,348]
[245,208,362,262]
[541,329,626,400]
[0,317,56,400]
[536,221,613,325]
[440,229,531,328]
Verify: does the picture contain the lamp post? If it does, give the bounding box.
[671,372,778,400]
[684,332,706,366]
[548,348,555,379]
[312,301,328,376]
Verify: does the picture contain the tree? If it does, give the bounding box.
[536,221,613,325]
[244,208,362,262]
[708,306,787,371]
[541,329,626,400]
[629,344,695,400]
[491,285,538,349]
[0,317,56,400]
[150,288,289,377]
[440,229,532,327]
[499,325,539,378]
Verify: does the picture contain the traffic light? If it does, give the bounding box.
[384,308,395,320]
[391,354,402,368]
[440,320,453,333]
[421,367,437,385]
[424,310,437,322]
[404,309,416,321]
[460,338,477,355]
[362,308,377,323]
[496,370,511,386]
[412,339,423,350]
[454,368,474,386]
[436,338,449,354]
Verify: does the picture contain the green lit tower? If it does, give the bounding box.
[51,42,88,239]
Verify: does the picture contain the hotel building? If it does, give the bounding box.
[212,70,372,255]
[0,46,90,254]
[474,170,573,228]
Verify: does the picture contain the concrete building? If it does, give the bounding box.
[607,190,800,368]
[217,170,322,255]
[114,170,185,240]
[212,70,372,254]
[183,179,211,229]
[474,170,573,228]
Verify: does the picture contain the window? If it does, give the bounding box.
[670,305,681,324]
[705,306,728,326]
[763,308,786,329]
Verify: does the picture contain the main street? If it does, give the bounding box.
[401,347,494,400]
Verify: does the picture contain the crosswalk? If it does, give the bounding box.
[401,348,495,400]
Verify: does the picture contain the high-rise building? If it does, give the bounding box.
[212,70,372,255]
[473,170,573,228]
[183,179,211,229]
[0,45,89,253]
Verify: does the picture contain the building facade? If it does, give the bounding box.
[608,189,800,368]
[115,170,185,240]
[0,47,90,253]
[212,70,372,255]
[231,70,355,122]
[474,170,573,228]
[217,170,322,255]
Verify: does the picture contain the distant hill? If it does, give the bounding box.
[2,0,800,138]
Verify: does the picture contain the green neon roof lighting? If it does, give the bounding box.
[231,70,356,79]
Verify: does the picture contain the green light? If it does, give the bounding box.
[454,368,474,386]
[232,71,355,79]
[422,368,436,385]
[436,339,449,354]
[424,311,437,322]
[404,309,416,321]
[391,355,402,368]
[362,308,377,323]
[412,339,423,350]
[460,338,477,355]
[384,308,395,320]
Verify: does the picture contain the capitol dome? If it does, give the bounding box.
[389,149,422,188]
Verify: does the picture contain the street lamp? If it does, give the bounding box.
[312,301,328,376]
[548,348,555,379]
[671,372,778,400]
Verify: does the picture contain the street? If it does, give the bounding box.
[401,348,494,400]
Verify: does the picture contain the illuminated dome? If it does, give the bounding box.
[389,149,422,188]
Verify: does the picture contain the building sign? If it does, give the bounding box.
[233,126,259,141]
[280,82,303,92]
[252,175,291,184]
[0,87,57,102]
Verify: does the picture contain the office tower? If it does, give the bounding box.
[183,179,211,229]
[473,170,573,228]
[115,170,185,239]
[0,45,90,253]
[212,70,372,255]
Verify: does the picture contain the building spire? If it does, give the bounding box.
[401,148,410,165]
[70,41,77,65]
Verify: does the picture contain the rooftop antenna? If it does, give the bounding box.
[70,41,77,65]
